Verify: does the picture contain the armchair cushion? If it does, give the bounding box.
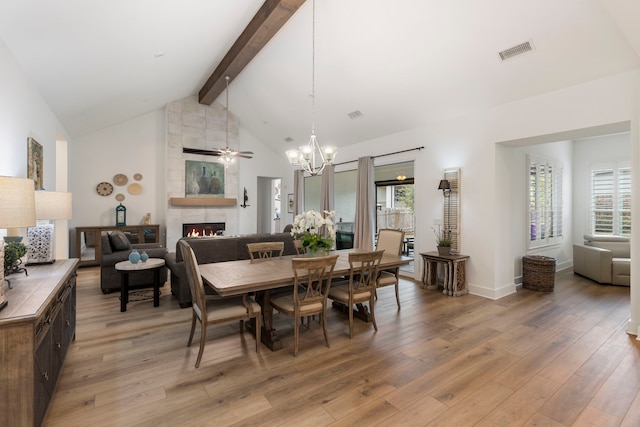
[109,230,131,251]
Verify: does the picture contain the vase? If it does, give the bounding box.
[140,251,149,262]
[129,248,140,264]
[306,247,330,258]
[437,246,451,256]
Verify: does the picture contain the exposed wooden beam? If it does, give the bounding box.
[199,0,307,105]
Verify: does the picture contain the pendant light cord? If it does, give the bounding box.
[310,0,316,137]
[225,75,230,148]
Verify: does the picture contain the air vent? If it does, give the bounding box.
[347,110,363,119]
[284,137,294,143]
[498,40,534,61]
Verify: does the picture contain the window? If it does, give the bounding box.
[527,154,563,248]
[591,163,630,236]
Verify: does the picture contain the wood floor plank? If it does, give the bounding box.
[41,268,638,426]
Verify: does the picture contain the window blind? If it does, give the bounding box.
[527,154,563,248]
[591,164,630,236]
[443,168,460,252]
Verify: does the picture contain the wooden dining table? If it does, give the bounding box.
[199,249,412,350]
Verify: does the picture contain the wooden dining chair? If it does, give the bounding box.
[293,239,306,255]
[328,250,384,338]
[269,254,338,356]
[179,240,261,368]
[375,229,405,309]
[247,241,284,261]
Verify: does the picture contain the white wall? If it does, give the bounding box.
[572,132,631,242]
[336,70,640,302]
[68,95,293,253]
[237,126,295,235]
[69,110,166,254]
[0,43,72,254]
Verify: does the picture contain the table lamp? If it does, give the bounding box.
[0,176,36,311]
[28,191,73,264]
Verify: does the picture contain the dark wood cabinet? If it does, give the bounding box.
[0,259,78,427]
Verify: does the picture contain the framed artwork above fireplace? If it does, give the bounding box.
[185,160,225,197]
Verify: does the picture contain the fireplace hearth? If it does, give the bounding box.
[183,222,225,237]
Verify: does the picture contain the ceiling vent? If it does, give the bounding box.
[498,40,534,61]
[347,110,363,119]
[284,136,294,143]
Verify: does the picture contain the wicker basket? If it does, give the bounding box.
[522,255,556,292]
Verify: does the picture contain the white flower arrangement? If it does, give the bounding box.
[291,210,337,251]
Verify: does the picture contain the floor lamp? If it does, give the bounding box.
[0,176,36,311]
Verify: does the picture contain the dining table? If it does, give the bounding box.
[199,249,412,351]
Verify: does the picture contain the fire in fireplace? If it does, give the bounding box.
[183,222,225,237]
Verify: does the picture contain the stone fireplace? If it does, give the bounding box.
[165,95,239,250]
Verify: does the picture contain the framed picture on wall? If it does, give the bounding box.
[287,193,294,213]
[27,137,43,190]
[185,160,225,197]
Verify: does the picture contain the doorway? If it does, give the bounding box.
[256,177,282,234]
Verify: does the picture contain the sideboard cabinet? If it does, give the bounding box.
[0,259,78,427]
[75,224,160,267]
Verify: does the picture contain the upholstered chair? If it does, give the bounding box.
[375,229,405,309]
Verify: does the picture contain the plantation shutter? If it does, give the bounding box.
[591,168,614,234]
[527,154,563,248]
[591,164,631,236]
[443,168,460,252]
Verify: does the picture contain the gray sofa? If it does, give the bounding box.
[573,234,630,286]
[100,231,168,294]
[165,233,298,307]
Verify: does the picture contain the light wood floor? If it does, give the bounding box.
[44,268,640,426]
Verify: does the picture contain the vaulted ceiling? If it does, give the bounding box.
[1,0,639,154]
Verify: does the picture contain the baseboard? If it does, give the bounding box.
[468,282,517,300]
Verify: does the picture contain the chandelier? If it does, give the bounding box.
[285,0,337,176]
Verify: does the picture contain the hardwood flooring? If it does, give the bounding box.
[44,268,640,426]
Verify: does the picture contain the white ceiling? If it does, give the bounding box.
[1,0,639,153]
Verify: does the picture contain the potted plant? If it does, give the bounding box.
[4,241,27,275]
[433,226,452,256]
[290,210,337,256]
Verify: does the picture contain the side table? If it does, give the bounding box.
[115,258,165,312]
[421,252,470,297]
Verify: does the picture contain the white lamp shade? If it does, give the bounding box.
[0,176,36,228]
[35,191,73,220]
[286,150,302,166]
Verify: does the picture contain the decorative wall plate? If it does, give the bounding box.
[96,182,114,196]
[133,173,143,181]
[128,183,142,195]
[115,193,125,201]
[113,174,128,186]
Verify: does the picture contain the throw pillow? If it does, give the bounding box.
[109,230,131,251]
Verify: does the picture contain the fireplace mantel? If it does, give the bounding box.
[169,197,237,207]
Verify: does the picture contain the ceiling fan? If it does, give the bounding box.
[182,147,253,158]
[183,76,253,162]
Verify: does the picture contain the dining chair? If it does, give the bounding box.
[269,254,338,356]
[247,241,284,261]
[293,239,306,255]
[179,240,261,368]
[328,250,384,338]
[375,228,405,309]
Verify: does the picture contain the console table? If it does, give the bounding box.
[75,224,160,267]
[0,259,78,427]
[421,251,470,297]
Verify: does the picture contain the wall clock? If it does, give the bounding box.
[96,182,114,196]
